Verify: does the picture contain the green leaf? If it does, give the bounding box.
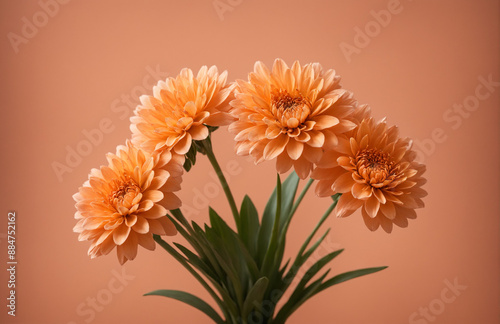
[204,225,243,300]
[173,243,217,280]
[301,229,331,264]
[183,143,198,171]
[189,221,225,278]
[238,195,260,258]
[242,277,269,320]
[283,194,340,287]
[294,249,344,293]
[273,270,331,323]
[206,209,252,307]
[207,208,247,278]
[183,158,192,171]
[167,215,205,257]
[152,235,229,320]
[144,290,224,324]
[257,172,299,267]
[209,207,236,238]
[315,266,388,295]
[260,175,282,274]
[275,267,387,322]
[277,171,300,231]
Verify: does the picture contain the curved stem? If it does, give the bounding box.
[200,138,240,228]
[289,178,314,219]
[297,193,340,257]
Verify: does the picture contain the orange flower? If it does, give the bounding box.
[228,59,358,179]
[312,118,427,232]
[131,66,234,154]
[73,141,184,264]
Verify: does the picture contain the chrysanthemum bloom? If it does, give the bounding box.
[312,118,427,232]
[73,141,184,264]
[131,66,234,154]
[228,59,358,179]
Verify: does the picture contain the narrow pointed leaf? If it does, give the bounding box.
[144,290,224,324]
[173,243,217,279]
[257,172,299,266]
[294,249,343,292]
[260,175,282,274]
[242,277,269,320]
[315,266,388,295]
[238,195,260,257]
[274,270,331,323]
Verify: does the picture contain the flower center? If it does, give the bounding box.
[109,178,141,209]
[270,89,311,129]
[355,148,394,186]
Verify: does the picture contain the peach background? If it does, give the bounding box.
[0,0,499,323]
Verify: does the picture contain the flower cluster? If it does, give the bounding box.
[230,59,427,233]
[74,66,233,264]
[74,59,427,264]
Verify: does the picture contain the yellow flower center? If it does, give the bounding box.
[270,89,311,129]
[355,148,395,187]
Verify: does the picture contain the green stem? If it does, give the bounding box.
[289,178,314,219]
[297,193,340,257]
[200,138,240,228]
[170,208,192,232]
[279,194,342,298]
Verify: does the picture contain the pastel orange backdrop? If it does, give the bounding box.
[0,1,498,323]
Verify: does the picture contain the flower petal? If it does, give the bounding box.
[311,115,339,129]
[351,183,372,199]
[263,135,289,160]
[379,202,396,220]
[362,208,380,231]
[364,195,380,218]
[189,124,209,141]
[141,204,167,219]
[334,192,363,218]
[113,224,131,245]
[276,153,293,173]
[332,172,355,193]
[286,139,303,160]
[143,190,164,203]
[133,216,150,234]
[173,133,192,155]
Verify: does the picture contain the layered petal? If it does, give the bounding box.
[131,66,234,154]
[312,118,427,232]
[228,58,359,179]
[73,141,182,264]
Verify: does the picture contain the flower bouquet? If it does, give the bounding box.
[73,59,427,323]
